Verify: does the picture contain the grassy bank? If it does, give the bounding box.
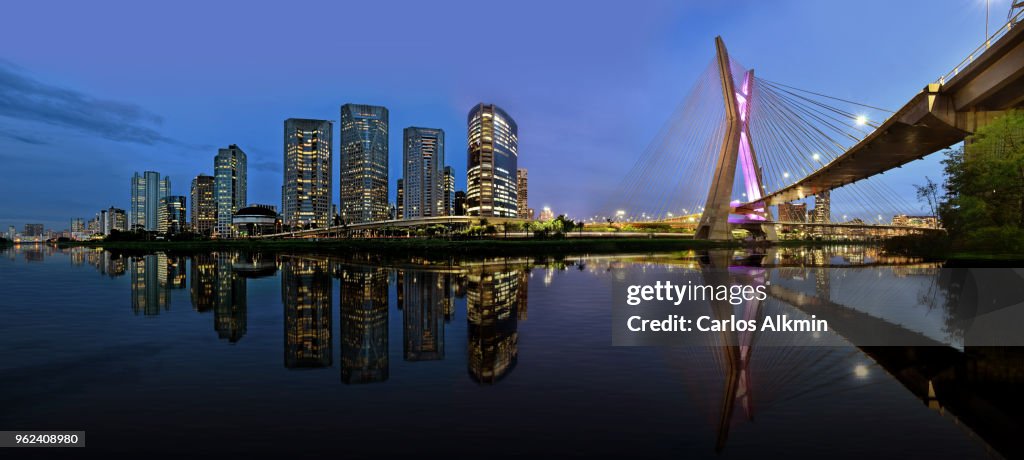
[56,237,744,257]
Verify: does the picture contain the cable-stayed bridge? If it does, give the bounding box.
[605,9,1024,240]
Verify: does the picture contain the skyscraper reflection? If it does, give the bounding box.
[282,256,332,369]
[213,253,247,343]
[130,254,172,315]
[400,270,449,362]
[466,263,526,384]
[339,266,389,384]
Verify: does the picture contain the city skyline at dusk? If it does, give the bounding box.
[0,0,1007,230]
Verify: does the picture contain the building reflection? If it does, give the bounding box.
[466,262,527,384]
[188,252,257,343]
[130,254,183,315]
[339,265,389,384]
[282,256,332,369]
[400,270,451,362]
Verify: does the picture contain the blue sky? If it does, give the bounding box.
[0,0,1009,230]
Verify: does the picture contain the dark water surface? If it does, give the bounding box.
[0,245,1019,458]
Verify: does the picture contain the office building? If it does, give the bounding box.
[811,191,830,224]
[517,168,529,219]
[70,218,85,233]
[158,195,187,234]
[24,223,44,237]
[396,179,404,220]
[467,103,518,217]
[778,203,807,223]
[215,145,248,237]
[106,207,127,233]
[454,191,466,216]
[191,174,216,235]
[443,166,455,216]
[130,171,170,231]
[402,127,445,219]
[283,118,333,229]
[339,104,389,224]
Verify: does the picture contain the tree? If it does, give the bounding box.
[914,176,939,219]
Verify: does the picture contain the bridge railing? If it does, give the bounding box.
[938,8,1024,85]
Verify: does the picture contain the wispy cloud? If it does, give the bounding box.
[0,61,178,145]
[0,127,48,145]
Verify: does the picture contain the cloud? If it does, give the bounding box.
[0,61,178,145]
[0,127,48,145]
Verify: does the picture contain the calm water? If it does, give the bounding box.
[0,245,1019,458]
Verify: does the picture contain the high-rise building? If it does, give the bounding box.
[443,166,455,216]
[190,174,216,235]
[70,218,85,233]
[283,118,333,230]
[467,103,518,217]
[214,145,247,237]
[158,195,187,235]
[106,207,127,233]
[7,225,15,241]
[454,191,466,216]
[402,127,445,219]
[516,168,529,219]
[24,224,44,237]
[396,179,404,220]
[778,203,807,223]
[130,171,170,231]
[811,192,830,224]
[339,104,389,224]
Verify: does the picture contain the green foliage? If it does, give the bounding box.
[937,110,1024,251]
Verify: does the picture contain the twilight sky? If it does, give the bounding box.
[0,0,1007,230]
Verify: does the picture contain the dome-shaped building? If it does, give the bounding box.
[232,205,280,237]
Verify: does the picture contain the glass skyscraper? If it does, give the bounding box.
[402,127,445,219]
[466,103,518,217]
[340,104,389,224]
[190,174,216,235]
[215,145,247,237]
[130,171,170,231]
[283,118,333,230]
[157,195,187,235]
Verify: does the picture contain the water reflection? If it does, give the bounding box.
[2,243,1022,457]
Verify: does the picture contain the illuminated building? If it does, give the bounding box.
[891,214,939,228]
[232,206,278,237]
[70,218,84,233]
[283,257,332,368]
[454,190,466,216]
[283,118,333,230]
[402,127,445,219]
[214,145,248,237]
[340,266,389,384]
[339,104,389,224]
[158,195,187,235]
[443,166,455,216]
[106,207,127,234]
[778,203,807,223]
[811,191,830,224]
[401,270,447,361]
[396,179,404,220]
[466,264,523,384]
[190,174,216,235]
[466,103,518,217]
[538,207,554,221]
[517,168,529,219]
[130,171,170,231]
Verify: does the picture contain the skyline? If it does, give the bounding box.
[0,0,1010,230]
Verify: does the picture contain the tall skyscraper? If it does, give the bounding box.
[812,192,830,223]
[130,171,170,231]
[396,179,404,220]
[158,195,187,234]
[214,145,247,237]
[283,118,333,230]
[190,174,216,235]
[106,207,127,233]
[778,202,807,223]
[443,166,455,216]
[339,104,389,224]
[516,168,529,219]
[467,103,518,217]
[402,127,445,219]
[24,224,43,237]
[70,218,85,233]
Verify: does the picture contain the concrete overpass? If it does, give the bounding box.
[752,12,1024,206]
[254,216,530,239]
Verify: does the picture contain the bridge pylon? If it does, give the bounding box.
[695,37,776,241]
